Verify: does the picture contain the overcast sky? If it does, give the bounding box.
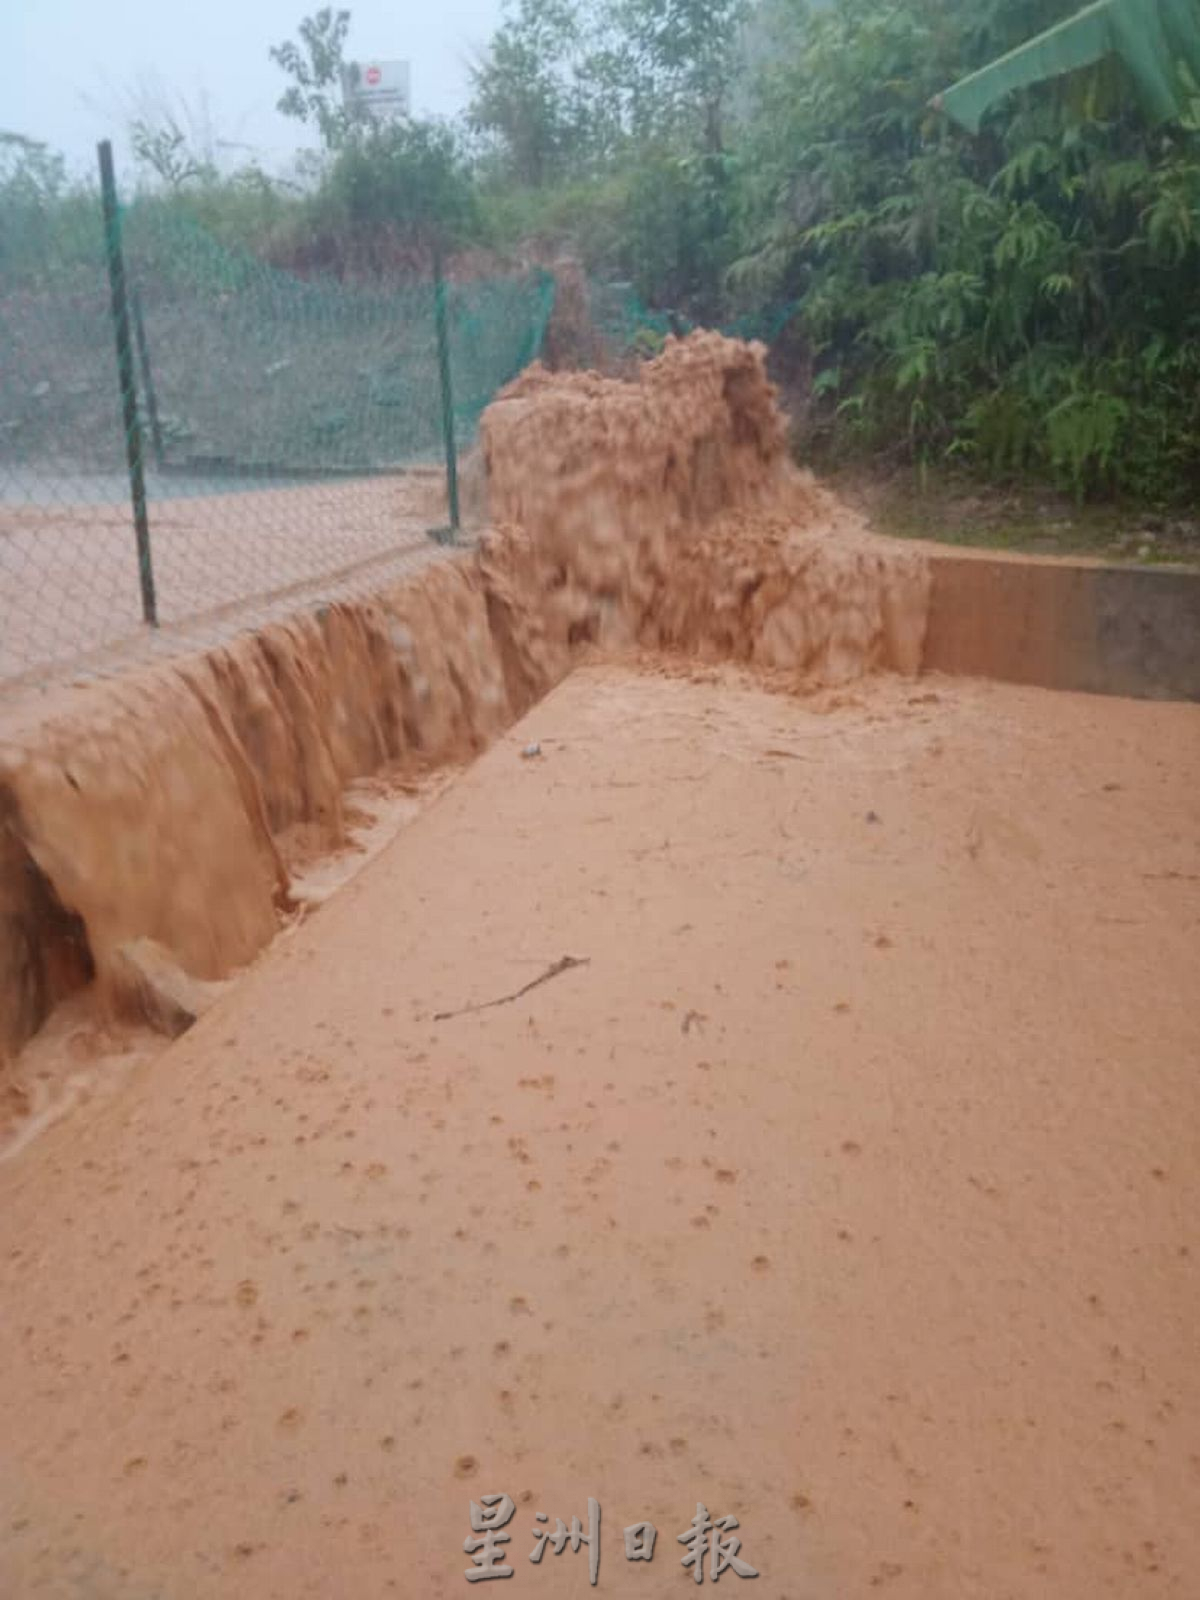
[3,0,505,177]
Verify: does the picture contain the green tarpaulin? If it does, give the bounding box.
[934,0,1200,132]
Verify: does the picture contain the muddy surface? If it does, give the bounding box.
[1,663,1198,1598]
[0,765,457,1144]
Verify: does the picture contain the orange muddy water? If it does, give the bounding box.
[0,335,925,1067]
[2,661,1198,1599]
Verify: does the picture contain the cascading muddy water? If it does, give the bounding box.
[480,331,928,697]
[0,333,930,1079]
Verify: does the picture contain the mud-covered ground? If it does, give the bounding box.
[834,467,1200,568]
[1,662,1197,1599]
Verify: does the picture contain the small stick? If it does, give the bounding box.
[434,956,589,1022]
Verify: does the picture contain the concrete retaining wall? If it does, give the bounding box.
[923,551,1200,702]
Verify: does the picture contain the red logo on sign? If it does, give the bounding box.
[365,65,382,86]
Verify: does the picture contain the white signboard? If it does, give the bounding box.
[342,60,411,121]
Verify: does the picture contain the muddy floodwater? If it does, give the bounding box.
[2,662,1197,1599]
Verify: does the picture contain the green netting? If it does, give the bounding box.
[0,201,127,476]
[0,182,802,684]
[0,191,562,684]
[586,279,797,357]
[118,206,556,473]
[1,191,794,493]
[937,0,1200,133]
[0,198,556,479]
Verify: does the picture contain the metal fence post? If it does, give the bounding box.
[432,247,461,541]
[98,139,157,626]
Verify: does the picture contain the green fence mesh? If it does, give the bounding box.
[0,166,792,690]
[120,206,555,473]
[586,280,796,357]
[0,186,555,686]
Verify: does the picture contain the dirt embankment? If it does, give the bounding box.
[0,333,929,1070]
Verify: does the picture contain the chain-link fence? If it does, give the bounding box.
[0,143,555,689]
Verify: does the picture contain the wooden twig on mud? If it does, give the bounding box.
[433,956,590,1022]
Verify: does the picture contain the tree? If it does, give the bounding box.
[468,0,749,180]
[322,119,481,252]
[468,0,620,184]
[0,133,78,284]
[270,7,355,150]
[0,132,66,202]
[468,0,746,314]
[609,0,748,151]
[109,75,226,189]
[130,117,217,188]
